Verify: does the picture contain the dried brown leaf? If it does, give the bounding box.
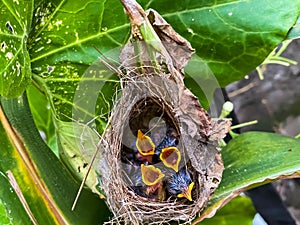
[146,9,195,70]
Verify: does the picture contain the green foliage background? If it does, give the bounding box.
[1,0,300,224]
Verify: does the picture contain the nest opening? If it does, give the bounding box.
[127,97,178,138]
[121,96,200,203]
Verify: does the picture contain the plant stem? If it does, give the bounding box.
[231,120,258,130]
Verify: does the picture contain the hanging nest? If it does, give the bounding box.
[98,6,231,225]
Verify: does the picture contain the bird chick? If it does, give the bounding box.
[153,130,179,163]
[140,164,166,201]
[141,164,165,186]
[166,168,194,201]
[159,147,181,172]
[136,130,155,156]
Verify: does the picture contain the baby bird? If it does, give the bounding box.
[159,147,181,172]
[141,164,165,186]
[166,167,194,201]
[123,163,165,200]
[140,164,166,201]
[153,129,179,164]
[136,130,155,156]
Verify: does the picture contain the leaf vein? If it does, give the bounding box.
[30,24,129,63]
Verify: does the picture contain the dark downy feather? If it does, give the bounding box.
[166,167,192,196]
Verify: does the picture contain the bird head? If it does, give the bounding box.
[141,164,165,186]
[166,168,194,201]
[140,164,166,201]
[159,147,181,172]
[136,130,155,156]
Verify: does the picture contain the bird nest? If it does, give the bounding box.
[98,9,231,225]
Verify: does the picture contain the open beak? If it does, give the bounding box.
[141,164,165,186]
[136,130,155,156]
[160,147,181,172]
[177,182,194,201]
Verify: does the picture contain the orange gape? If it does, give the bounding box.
[136,130,155,156]
[160,147,181,172]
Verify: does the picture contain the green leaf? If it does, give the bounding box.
[195,132,300,222]
[0,0,33,97]
[0,106,58,224]
[28,0,127,120]
[27,84,56,147]
[141,0,300,86]
[1,94,111,225]
[0,126,33,225]
[199,196,256,225]
[56,119,104,197]
[0,174,34,225]
[220,132,300,198]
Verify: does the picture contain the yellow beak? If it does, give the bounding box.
[136,130,155,156]
[141,164,165,186]
[160,147,181,172]
[177,182,194,201]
